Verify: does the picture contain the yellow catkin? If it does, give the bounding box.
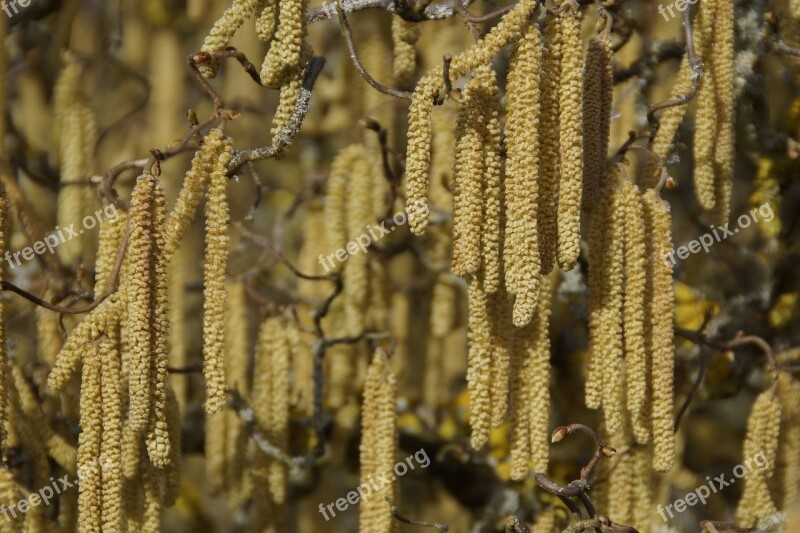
[693,0,717,210]
[359,350,397,533]
[163,131,226,260]
[0,467,24,530]
[168,251,188,411]
[8,369,50,489]
[555,3,584,271]
[127,174,157,432]
[711,0,734,225]
[77,343,102,533]
[199,0,262,78]
[451,70,488,278]
[479,66,502,294]
[250,317,290,532]
[11,365,76,473]
[255,0,277,42]
[56,107,87,266]
[146,182,170,467]
[537,14,561,275]
[466,276,492,450]
[582,33,613,211]
[528,276,552,474]
[142,464,162,531]
[205,409,227,494]
[259,0,308,87]
[489,291,512,428]
[0,188,6,457]
[324,145,365,259]
[405,69,441,236]
[607,426,634,525]
[392,17,419,89]
[631,446,653,529]
[586,165,624,437]
[735,388,782,526]
[225,281,249,506]
[202,131,233,415]
[643,189,675,472]
[99,337,123,532]
[94,206,127,294]
[621,179,649,444]
[775,372,800,511]
[344,155,372,336]
[505,19,542,326]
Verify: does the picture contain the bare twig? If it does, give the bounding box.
[387,498,449,532]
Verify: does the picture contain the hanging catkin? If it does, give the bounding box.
[168,252,188,411]
[0,186,7,458]
[344,155,372,336]
[537,15,562,275]
[202,131,233,415]
[775,372,800,511]
[359,349,396,533]
[94,207,127,295]
[99,337,123,532]
[199,0,262,78]
[259,0,308,87]
[479,66,503,294]
[127,174,157,432]
[555,2,584,271]
[251,317,290,532]
[392,16,419,89]
[224,281,249,506]
[693,0,717,211]
[466,277,492,450]
[529,276,552,474]
[505,18,541,327]
[255,0,277,42]
[711,0,734,225]
[586,164,624,432]
[735,387,782,526]
[77,343,103,533]
[324,144,365,258]
[643,189,676,472]
[405,69,442,236]
[451,67,491,278]
[621,179,649,444]
[582,33,613,211]
[146,182,171,468]
[489,291,512,427]
[56,107,87,266]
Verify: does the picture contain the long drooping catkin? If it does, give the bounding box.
[0,187,7,457]
[621,180,649,444]
[359,350,396,533]
[466,277,492,450]
[556,3,584,271]
[163,131,226,260]
[251,317,290,532]
[479,66,503,294]
[94,207,127,294]
[57,108,87,266]
[127,175,157,432]
[225,281,249,506]
[643,189,675,472]
[392,16,419,89]
[776,372,800,511]
[99,337,123,532]
[202,131,233,415]
[405,70,442,236]
[77,343,102,533]
[489,291,512,428]
[582,33,613,211]
[735,388,782,526]
[504,19,542,326]
[537,15,562,275]
[324,144,365,257]
[199,0,262,78]
[712,0,734,225]
[450,81,483,278]
[146,182,170,468]
[255,0,277,42]
[259,0,308,87]
[509,275,552,480]
[168,251,188,411]
[344,155,372,336]
[693,0,718,211]
[586,165,623,419]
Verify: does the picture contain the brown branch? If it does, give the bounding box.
[334,0,413,100]
[305,0,477,24]
[386,498,449,532]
